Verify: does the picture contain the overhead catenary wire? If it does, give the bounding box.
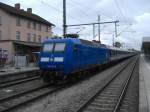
[40,0,86,36]
[40,1,116,29]
[122,0,132,25]
[67,1,91,17]
[40,0,125,40]
[40,0,84,23]
[41,0,63,14]
[113,0,128,23]
[117,24,132,37]
[70,0,114,20]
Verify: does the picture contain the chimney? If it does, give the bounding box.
[15,3,20,10]
[27,8,32,13]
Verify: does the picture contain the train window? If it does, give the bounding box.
[43,43,54,52]
[111,50,115,56]
[54,43,66,52]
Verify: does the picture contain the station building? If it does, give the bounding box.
[0,2,54,66]
[142,37,150,58]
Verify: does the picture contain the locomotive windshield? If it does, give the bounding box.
[43,43,54,52]
[43,43,66,52]
[54,43,66,52]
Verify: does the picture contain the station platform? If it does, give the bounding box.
[139,55,150,112]
[0,66,39,76]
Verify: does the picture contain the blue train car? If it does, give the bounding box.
[39,38,109,82]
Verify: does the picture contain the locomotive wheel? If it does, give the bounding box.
[43,74,51,83]
[54,75,68,84]
[41,71,55,84]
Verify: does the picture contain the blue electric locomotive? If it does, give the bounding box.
[39,38,132,83]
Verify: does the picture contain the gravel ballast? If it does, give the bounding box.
[14,60,128,112]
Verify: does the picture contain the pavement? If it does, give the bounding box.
[0,66,39,76]
[139,55,150,112]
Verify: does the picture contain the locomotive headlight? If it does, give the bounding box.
[54,57,64,62]
[41,57,49,62]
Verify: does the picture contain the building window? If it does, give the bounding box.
[16,31,20,40]
[16,18,21,26]
[46,26,49,32]
[33,34,36,42]
[38,35,41,43]
[38,24,41,31]
[0,16,2,25]
[27,21,31,28]
[27,33,31,42]
[0,31,1,40]
[33,22,36,30]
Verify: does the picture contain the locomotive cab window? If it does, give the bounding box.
[54,43,66,52]
[43,43,54,52]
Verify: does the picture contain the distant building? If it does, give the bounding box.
[142,37,150,58]
[0,2,54,65]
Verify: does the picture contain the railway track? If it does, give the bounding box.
[0,83,63,112]
[118,58,139,112]
[0,56,137,112]
[0,75,40,88]
[74,56,138,112]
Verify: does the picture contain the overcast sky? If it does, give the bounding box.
[2,0,150,50]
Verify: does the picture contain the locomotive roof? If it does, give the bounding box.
[79,39,106,48]
[107,46,131,52]
[43,38,80,44]
[43,38,106,48]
